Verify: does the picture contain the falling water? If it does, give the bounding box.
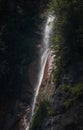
[26,15,55,130]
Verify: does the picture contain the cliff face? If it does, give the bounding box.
[43,1,83,129]
[29,0,83,130]
[0,0,83,130]
[29,54,83,130]
[0,0,49,130]
[41,63,83,130]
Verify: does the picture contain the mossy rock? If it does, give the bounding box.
[29,101,48,130]
[62,82,83,98]
[63,82,83,108]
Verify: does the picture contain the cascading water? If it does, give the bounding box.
[26,15,55,130]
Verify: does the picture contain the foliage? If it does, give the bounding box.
[29,101,48,130]
[29,99,56,130]
[62,82,83,97]
[62,82,83,108]
[70,82,83,97]
[48,0,83,87]
[64,98,74,108]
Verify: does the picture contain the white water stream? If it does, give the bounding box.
[26,15,55,130]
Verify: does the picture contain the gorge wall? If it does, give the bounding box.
[29,0,83,130]
[0,0,50,130]
[0,0,83,130]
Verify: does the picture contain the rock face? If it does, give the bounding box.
[0,1,83,130]
[42,105,83,130]
[0,0,49,130]
[38,52,55,101]
[41,62,83,130]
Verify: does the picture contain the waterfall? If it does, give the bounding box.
[26,15,54,130]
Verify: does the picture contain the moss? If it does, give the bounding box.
[63,82,83,108]
[62,84,71,92]
[29,99,57,130]
[70,83,83,97]
[64,98,75,108]
[47,102,56,116]
[62,82,83,98]
[29,101,48,130]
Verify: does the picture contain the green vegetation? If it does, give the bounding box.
[29,100,56,130]
[70,83,83,97]
[64,98,74,108]
[62,82,83,108]
[49,0,83,86]
[29,101,48,130]
[62,84,71,92]
[62,82,83,98]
